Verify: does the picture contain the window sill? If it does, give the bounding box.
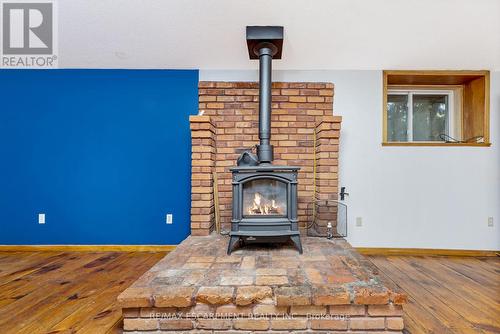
[382,142,491,147]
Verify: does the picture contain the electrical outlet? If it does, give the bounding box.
[355,217,362,227]
[488,217,494,227]
[38,213,45,224]
[166,214,173,224]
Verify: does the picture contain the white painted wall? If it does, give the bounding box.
[59,0,500,70]
[200,70,500,250]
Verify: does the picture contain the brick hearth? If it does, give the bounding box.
[118,235,407,333]
[117,80,407,333]
[191,81,341,236]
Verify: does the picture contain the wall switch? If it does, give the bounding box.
[355,217,362,227]
[38,213,45,224]
[488,217,494,227]
[166,214,173,224]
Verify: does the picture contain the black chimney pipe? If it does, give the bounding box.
[246,26,284,164]
[256,44,274,163]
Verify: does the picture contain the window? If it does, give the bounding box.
[387,90,455,142]
[383,70,490,146]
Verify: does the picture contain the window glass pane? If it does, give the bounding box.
[387,94,408,142]
[412,94,448,141]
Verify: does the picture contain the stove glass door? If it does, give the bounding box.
[242,179,287,217]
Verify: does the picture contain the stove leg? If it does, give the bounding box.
[290,235,303,254]
[227,236,240,255]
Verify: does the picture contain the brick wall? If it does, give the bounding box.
[190,116,216,235]
[123,304,405,333]
[191,82,341,236]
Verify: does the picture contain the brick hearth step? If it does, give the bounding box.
[118,234,407,333]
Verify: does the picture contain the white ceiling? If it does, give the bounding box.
[59,0,500,70]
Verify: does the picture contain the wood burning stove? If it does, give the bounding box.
[228,166,301,254]
[227,26,302,254]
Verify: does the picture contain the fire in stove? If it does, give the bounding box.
[243,179,287,216]
[247,193,282,215]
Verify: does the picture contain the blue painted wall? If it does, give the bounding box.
[0,69,198,245]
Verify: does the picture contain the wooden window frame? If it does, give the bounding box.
[382,70,490,147]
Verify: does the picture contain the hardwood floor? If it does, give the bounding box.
[0,251,497,333]
[368,255,500,334]
[0,251,166,334]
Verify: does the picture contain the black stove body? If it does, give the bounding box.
[228,165,302,254]
[227,26,302,254]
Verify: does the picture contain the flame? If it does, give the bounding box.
[247,193,282,215]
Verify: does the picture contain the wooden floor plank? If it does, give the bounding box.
[58,254,162,333]
[0,252,126,326]
[409,256,500,316]
[0,253,135,332]
[369,256,457,334]
[369,255,500,334]
[478,257,500,269]
[0,252,66,287]
[393,256,499,331]
[0,252,105,300]
[0,251,165,334]
[369,255,487,334]
[0,252,33,264]
[365,256,450,334]
[441,258,498,288]
[17,252,160,334]
[9,253,133,333]
[452,257,500,277]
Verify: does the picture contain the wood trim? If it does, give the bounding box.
[356,247,499,257]
[461,84,465,137]
[387,84,464,90]
[484,71,490,143]
[0,245,176,252]
[384,70,489,77]
[463,76,487,141]
[382,142,491,147]
[382,72,388,143]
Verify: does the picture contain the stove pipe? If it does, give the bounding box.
[256,44,275,164]
[246,26,284,164]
